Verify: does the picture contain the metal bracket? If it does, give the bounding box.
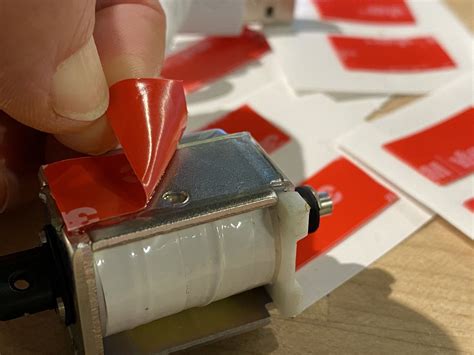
[38,130,295,354]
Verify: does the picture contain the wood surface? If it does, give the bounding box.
[0,1,472,354]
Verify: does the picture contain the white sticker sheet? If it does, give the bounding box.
[167,34,286,128]
[339,75,473,239]
[265,0,473,94]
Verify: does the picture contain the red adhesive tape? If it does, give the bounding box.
[162,28,271,93]
[329,35,456,72]
[43,79,187,231]
[313,0,416,24]
[464,198,474,213]
[383,106,474,185]
[296,157,398,269]
[203,105,290,154]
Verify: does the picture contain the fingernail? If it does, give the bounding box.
[52,37,109,121]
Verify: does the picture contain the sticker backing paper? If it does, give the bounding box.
[162,28,270,93]
[339,75,473,238]
[313,0,416,24]
[203,105,290,154]
[265,0,472,94]
[383,107,474,185]
[296,157,398,269]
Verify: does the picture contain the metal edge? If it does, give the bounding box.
[72,243,104,355]
[169,318,271,354]
[177,131,250,149]
[246,134,295,192]
[91,189,278,251]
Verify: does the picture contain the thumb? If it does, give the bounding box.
[0,0,109,135]
[51,37,109,124]
[55,1,167,155]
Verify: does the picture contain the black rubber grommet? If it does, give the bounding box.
[0,226,75,325]
[295,186,320,234]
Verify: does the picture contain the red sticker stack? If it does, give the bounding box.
[463,198,474,213]
[43,79,188,232]
[384,107,474,185]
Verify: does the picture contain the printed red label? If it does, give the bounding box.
[162,28,271,93]
[203,105,290,154]
[43,79,187,231]
[463,198,474,213]
[329,36,456,72]
[313,0,415,24]
[384,107,474,185]
[296,157,398,269]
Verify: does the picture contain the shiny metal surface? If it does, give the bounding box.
[316,191,333,217]
[88,132,293,250]
[38,173,104,354]
[39,131,296,354]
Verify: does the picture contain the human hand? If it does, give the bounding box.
[0,0,167,212]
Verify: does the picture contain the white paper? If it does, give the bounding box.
[304,0,471,37]
[192,80,432,311]
[338,75,473,239]
[265,0,472,94]
[185,66,388,137]
[185,53,285,130]
[167,35,288,131]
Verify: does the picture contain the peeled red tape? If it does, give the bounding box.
[43,79,187,232]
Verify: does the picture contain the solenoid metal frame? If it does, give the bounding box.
[0,130,331,354]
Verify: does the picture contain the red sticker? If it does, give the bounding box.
[296,157,398,269]
[313,0,415,24]
[162,28,271,93]
[329,35,456,72]
[43,79,187,232]
[464,198,474,213]
[384,107,474,185]
[203,105,290,154]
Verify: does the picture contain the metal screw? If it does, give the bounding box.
[161,191,190,206]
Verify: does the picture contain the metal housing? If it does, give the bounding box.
[39,131,295,354]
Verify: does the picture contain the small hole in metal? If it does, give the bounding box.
[266,6,274,18]
[162,191,189,205]
[9,271,32,292]
[12,278,30,291]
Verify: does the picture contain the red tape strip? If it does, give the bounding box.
[43,79,187,232]
[329,35,456,72]
[383,107,474,185]
[296,157,398,269]
[162,28,271,93]
[313,0,416,24]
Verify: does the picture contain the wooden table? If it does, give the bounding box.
[1,1,472,354]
